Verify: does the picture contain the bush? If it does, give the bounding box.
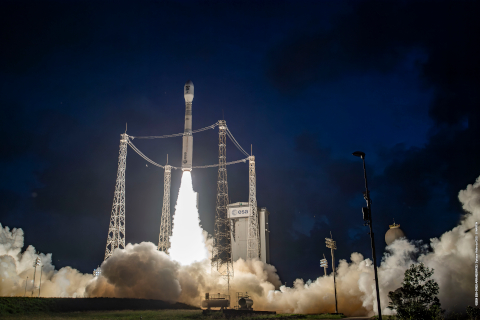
[467,306,480,320]
[388,263,443,320]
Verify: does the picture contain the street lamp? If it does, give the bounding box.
[352,151,382,320]
[24,276,28,297]
[38,266,43,298]
[325,233,338,314]
[93,266,101,277]
[32,257,41,296]
[320,254,328,276]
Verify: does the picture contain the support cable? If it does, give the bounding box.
[127,140,165,168]
[130,122,219,139]
[127,138,247,169]
[193,158,248,168]
[226,128,250,157]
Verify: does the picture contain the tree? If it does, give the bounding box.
[388,263,443,319]
[467,306,480,320]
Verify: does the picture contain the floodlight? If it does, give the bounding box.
[352,151,365,158]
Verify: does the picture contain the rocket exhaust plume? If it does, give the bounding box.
[169,171,208,265]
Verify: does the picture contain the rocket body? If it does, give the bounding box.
[182,81,194,171]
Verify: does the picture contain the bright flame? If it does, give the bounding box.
[169,171,208,265]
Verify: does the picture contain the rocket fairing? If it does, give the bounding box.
[182,80,194,171]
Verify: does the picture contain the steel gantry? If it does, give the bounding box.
[212,120,234,292]
[103,120,255,268]
[247,155,260,260]
[104,133,128,260]
[158,164,172,253]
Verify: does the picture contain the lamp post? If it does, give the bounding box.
[38,266,43,297]
[93,266,101,277]
[352,151,382,320]
[320,254,328,276]
[325,233,338,314]
[32,257,41,296]
[24,277,28,297]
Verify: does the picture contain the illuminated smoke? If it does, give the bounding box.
[169,171,208,265]
[86,242,181,301]
[0,224,93,297]
[1,175,477,316]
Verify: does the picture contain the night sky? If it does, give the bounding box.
[1,0,479,286]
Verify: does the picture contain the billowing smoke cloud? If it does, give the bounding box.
[0,224,93,297]
[1,175,477,316]
[86,242,181,301]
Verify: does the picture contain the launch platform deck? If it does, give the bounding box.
[202,309,276,318]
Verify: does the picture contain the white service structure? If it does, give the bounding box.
[228,202,270,264]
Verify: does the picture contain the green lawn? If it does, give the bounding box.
[0,309,347,319]
[0,309,199,320]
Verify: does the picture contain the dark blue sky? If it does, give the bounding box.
[1,0,478,285]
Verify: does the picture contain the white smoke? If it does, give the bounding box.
[86,242,182,301]
[0,174,477,316]
[169,171,208,265]
[0,224,93,297]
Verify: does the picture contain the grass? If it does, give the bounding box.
[370,313,470,320]
[0,297,348,319]
[0,309,348,319]
[0,297,56,314]
[253,314,346,319]
[0,309,201,319]
[0,297,197,315]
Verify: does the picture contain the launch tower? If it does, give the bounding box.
[158,164,172,252]
[212,120,234,290]
[247,156,260,260]
[104,133,128,260]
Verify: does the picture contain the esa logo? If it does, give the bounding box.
[232,209,249,216]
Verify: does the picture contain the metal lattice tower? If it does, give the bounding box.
[212,120,234,291]
[158,165,172,253]
[104,133,128,260]
[247,155,260,260]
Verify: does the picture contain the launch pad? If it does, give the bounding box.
[103,80,270,293]
[202,292,276,318]
[202,309,277,318]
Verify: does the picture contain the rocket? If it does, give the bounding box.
[182,80,194,171]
